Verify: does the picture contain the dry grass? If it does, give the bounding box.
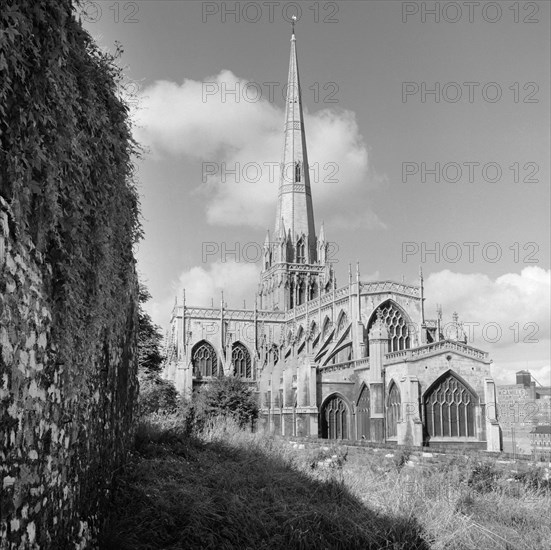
[340,451,550,550]
[100,414,550,550]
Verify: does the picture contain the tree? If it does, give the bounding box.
[137,284,165,375]
[137,282,177,414]
[191,376,259,428]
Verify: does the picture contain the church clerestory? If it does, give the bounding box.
[162,26,501,452]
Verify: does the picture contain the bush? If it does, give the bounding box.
[394,447,412,470]
[467,462,499,494]
[513,467,551,493]
[182,376,259,432]
[138,374,178,416]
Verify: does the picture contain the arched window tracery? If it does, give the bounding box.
[322,317,332,341]
[336,312,348,335]
[366,301,411,355]
[321,395,349,440]
[232,342,252,378]
[357,385,370,440]
[192,341,218,377]
[296,239,306,264]
[386,382,401,438]
[424,372,477,438]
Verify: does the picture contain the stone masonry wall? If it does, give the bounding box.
[0,200,137,548]
[0,1,140,547]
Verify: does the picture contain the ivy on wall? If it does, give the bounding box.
[0,0,142,545]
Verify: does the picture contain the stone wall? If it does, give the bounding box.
[0,198,137,548]
[0,1,140,546]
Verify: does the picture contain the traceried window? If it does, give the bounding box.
[424,372,476,438]
[336,312,348,335]
[329,343,353,365]
[321,317,332,341]
[310,322,319,349]
[192,341,218,377]
[297,280,306,305]
[321,395,348,440]
[310,281,318,300]
[296,239,306,264]
[357,385,370,440]
[386,382,401,438]
[367,301,411,355]
[232,342,252,378]
[270,344,279,365]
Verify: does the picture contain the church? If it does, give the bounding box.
[163,27,501,452]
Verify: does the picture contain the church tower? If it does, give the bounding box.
[259,23,333,311]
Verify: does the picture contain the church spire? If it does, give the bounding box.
[274,20,317,260]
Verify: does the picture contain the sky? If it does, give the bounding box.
[80,0,550,385]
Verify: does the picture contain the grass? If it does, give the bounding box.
[100,414,551,550]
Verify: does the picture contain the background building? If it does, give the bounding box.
[497,370,551,457]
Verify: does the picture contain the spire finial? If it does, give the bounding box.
[291,14,297,36]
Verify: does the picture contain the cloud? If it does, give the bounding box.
[135,71,382,231]
[425,266,550,341]
[145,261,262,331]
[491,359,551,386]
[177,261,261,308]
[425,267,550,384]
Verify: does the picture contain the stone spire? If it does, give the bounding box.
[274,21,317,261]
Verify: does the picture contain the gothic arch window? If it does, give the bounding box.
[321,394,349,440]
[424,372,477,438]
[386,381,401,439]
[270,344,279,365]
[322,317,332,341]
[295,161,301,182]
[296,325,304,343]
[296,239,306,264]
[310,322,319,348]
[329,343,353,365]
[357,385,371,440]
[336,311,348,336]
[297,280,306,305]
[366,301,411,356]
[232,342,252,378]
[310,281,318,300]
[192,340,218,377]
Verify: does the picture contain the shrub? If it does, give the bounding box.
[394,447,412,470]
[467,462,499,494]
[309,446,348,472]
[183,375,259,431]
[138,374,178,416]
[513,467,551,493]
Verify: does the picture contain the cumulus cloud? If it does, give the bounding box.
[425,267,551,384]
[425,267,550,341]
[177,261,261,308]
[145,261,262,331]
[134,71,382,230]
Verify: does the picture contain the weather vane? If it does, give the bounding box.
[292,14,297,34]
